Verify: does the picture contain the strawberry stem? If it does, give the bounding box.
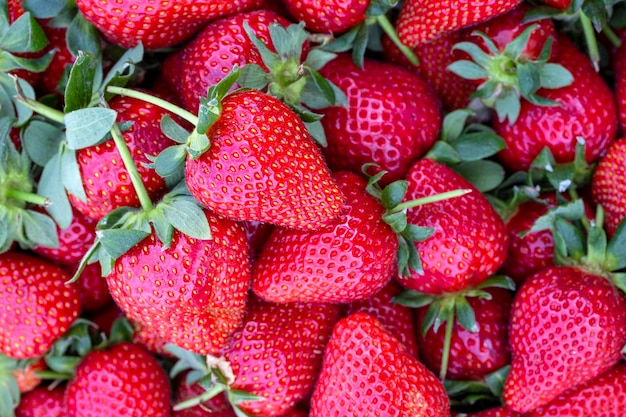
[602,25,621,49]
[439,306,455,381]
[391,189,471,213]
[4,188,51,206]
[579,10,600,71]
[375,15,419,66]
[106,86,199,125]
[14,94,65,124]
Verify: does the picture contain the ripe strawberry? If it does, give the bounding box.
[0,252,80,359]
[15,385,65,417]
[318,54,442,185]
[503,266,626,412]
[613,33,626,131]
[310,312,450,416]
[251,171,398,303]
[591,137,626,237]
[282,0,368,33]
[538,0,571,8]
[529,361,626,416]
[71,262,112,313]
[416,287,512,381]
[456,407,523,417]
[36,24,75,95]
[67,94,172,221]
[64,342,171,416]
[398,158,508,294]
[396,0,523,48]
[106,210,250,355]
[185,89,344,231]
[75,0,263,50]
[492,34,617,172]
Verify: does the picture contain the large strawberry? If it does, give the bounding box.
[0,252,80,359]
[106,209,250,355]
[318,53,442,184]
[282,0,368,34]
[591,137,626,237]
[310,312,450,416]
[398,158,508,294]
[75,0,263,50]
[503,266,626,412]
[63,342,171,416]
[395,0,523,48]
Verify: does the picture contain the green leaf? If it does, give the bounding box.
[60,147,87,201]
[455,297,478,332]
[22,209,59,249]
[23,0,70,18]
[0,49,53,73]
[450,132,506,161]
[383,211,407,234]
[426,141,461,165]
[503,25,537,59]
[38,152,73,229]
[351,23,369,69]
[238,63,270,91]
[493,89,521,123]
[160,115,189,144]
[393,290,434,308]
[447,60,489,80]
[612,273,626,295]
[100,43,143,91]
[243,21,280,69]
[381,180,407,211]
[64,107,117,149]
[453,160,505,192]
[441,109,472,142]
[585,225,607,266]
[64,51,99,113]
[66,12,102,57]
[98,229,149,261]
[420,301,443,336]
[484,365,510,398]
[0,12,47,53]
[304,48,338,71]
[517,62,540,97]
[158,199,212,241]
[606,218,626,271]
[554,217,585,260]
[322,26,358,53]
[476,275,516,291]
[539,63,574,89]
[452,40,493,67]
[22,119,64,166]
[529,199,584,233]
[303,120,327,147]
[401,224,434,243]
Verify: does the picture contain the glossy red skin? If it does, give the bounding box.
[0,252,80,359]
[613,40,626,131]
[529,361,626,416]
[185,90,344,231]
[178,10,291,112]
[107,211,250,355]
[33,208,96,266]
[319,54,442,185]
[252,171,397,303]
[539,0,571,8]
[15,385,65,417]
[310,312,450,417]
[493,35,617,172]
[345,280,419,358]
[75,0,263,50]
[592,137,626,237]
[242,220,274,262]
[282,0,368,33]
[504,266,626,413]
[416,288,513,380]
[64,342,171,416]
[70,262,112,313]
[382,31,475,111]
[398,159,509,295]
[132,321,173,357]
[396,0,523,48]
[457,407,523,417]
[68,95,171,221]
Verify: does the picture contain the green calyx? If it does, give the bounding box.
[444,365,510,409]
[0,354,39,417]
[448,25,574,124]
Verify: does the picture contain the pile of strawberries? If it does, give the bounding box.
[2,0,626,415]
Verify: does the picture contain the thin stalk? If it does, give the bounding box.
[5,188,51,206]
[579,10,600,72]
[602,25,621,49]
[106,86,199,126]
[376,15,419,66]
[392,189,471,213]
[439,307,455,381]
[14,95,65,124]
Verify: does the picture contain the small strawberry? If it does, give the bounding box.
[63,342,171,416]
[0,252,80,359]
[310,312,450,416]
[15,384,65,417]
[75,0,264,50]
[591,137,626,237]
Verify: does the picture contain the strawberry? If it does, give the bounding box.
[395,0,523,48]
[36,24,75,95]
[282,0,368,34]
[75,0,264,50]
[184,89,344,231]
[503,266,626,412]
[310,312,450,416]
[71,262,112,313]
[591,137,626,237]
[397,158,508,294]
[529,361,626,416]
[11,357,46,393]
[0,252,80,359]
[15,385,65,417]
[251,171,398,303]
[492,34,617,172]
[456,407,523,417]
[416,287,512,381]
[106,210,250,355]
[318,53,442,185]
[63,342,171,416]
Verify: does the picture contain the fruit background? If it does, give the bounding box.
[1,0,626,415]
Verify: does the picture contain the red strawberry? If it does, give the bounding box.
[416,287,513,381]
[529,361,626,416]
[0,252,80,359]
[538,0,571,9]
[63,342,171,416]
[75,0,263,50]
[36,24,75,95]
[15,385,65,417]
[396,0,523,48]
[185,89,344,231]
[310,312,450,416]
[613,34,626,131]
[68,94,173,220]
[398,159,508,294]
[591,137,626,237]
[71,262,112,313]
[456,407,523,417]
[106,210,250,355]
[492,34,617,172]
[251,171,397,303]
[282,0,368,34]
[503,266,626,412]
[11,357,46,393]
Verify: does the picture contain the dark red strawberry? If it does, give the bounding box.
[591,137,626,237]
[71,262,111,313]
[106,210,250,355]
[75,0,264,50]
[15,384,65,417]
[456,407,523,417]
[310,312,450,416]
[503,266,626,413]
[282,0,368,34]
[318,54,442,185]
[63,342,171,416]
[37,24,75,95]
[0,252,80,359]
[398,159,508,294]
